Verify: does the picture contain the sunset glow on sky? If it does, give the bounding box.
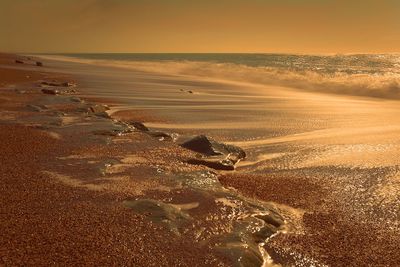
[1,0,399,53]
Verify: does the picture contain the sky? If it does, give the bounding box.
[0,0,399,54]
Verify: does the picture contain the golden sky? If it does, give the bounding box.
[1,0,399,53]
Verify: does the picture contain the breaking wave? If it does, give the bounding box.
[40,53,400,99]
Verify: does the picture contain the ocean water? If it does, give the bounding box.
[60,53,400,99]
[62,53,399,75]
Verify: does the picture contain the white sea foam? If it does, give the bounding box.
[37,53,400,99]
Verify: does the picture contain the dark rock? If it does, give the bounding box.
[15,60,24,64]
[187,90,193,94]
[181,135,222,156]
[182,135,246,171]
[180,135,245,159]
[129,121,149,132]
[36,61,43,67]
[41,88,59,95]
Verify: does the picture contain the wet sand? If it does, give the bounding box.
[1,54,400,266]
[0,54,234,266]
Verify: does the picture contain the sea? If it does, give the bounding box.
[58,53,400,99]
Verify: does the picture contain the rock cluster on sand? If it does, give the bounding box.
[180,135,246,170]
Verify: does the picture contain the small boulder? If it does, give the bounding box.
[15,60,24,64]
[180,135,222,156]
[36,61,43,67]
[180,135,246,158]
[181,135,246,171]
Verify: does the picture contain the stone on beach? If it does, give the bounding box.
[181,135,246,159]
[181,135,246,170]
[181,135,223,156]
[36,61,43,66]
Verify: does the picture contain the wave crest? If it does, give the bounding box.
[39,55,400,99]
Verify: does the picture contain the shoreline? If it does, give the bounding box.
[1,53,399,266]
[0,53,288,266]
